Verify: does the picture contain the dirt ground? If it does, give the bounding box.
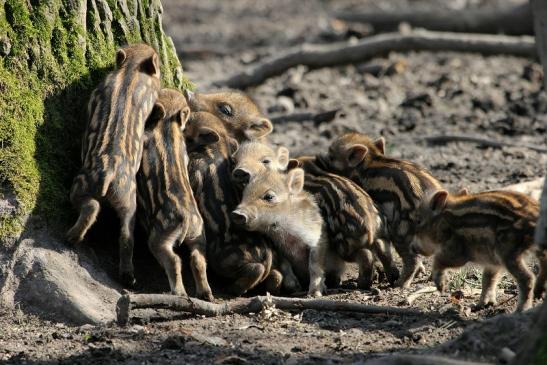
[1,0,546,364]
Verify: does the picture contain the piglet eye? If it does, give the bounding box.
[218,104,233,116]
[262,192,275,202]
[262,159,271,165]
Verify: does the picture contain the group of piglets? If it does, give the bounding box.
[67,44,546,312]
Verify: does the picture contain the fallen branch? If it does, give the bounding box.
[405,286,438,306]
[423,135,547,153]
[270,109,340,125]
[209,30,535,89]
[333,3,532,36]
[363,354,493,365]
[117,293,425,325]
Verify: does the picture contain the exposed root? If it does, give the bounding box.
[117,293,425,325]
[423,135,547,153]
[208,30,535,89]
[333,3,532,36]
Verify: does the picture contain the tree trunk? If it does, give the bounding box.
[511,3,547,365]
[0,0,189,240]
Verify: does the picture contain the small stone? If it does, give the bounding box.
[499,347,516,363]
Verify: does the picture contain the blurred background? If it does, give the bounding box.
[161,0,545,194]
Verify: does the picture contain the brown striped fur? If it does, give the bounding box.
[318,132,443,288]
[411,189,546,311]
[232,141,399,289]
[186,90,273,142]
[136,89,213,300]
[67,43,161,286]
[232,168,327,296]
[185,112,291,295]
[290,156,399,288]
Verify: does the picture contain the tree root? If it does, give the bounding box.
[208,30,535,89]
[363,354,493,365]
[270,109,340,125]
[333,3,532,36]
[117,293,425,325]
[423,135,547,153]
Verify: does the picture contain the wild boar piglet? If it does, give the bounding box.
[231,140,289,186]
[411,189,546,312]
[318,132,443,288]
[232,168,330,296]
[185,112,299,295]
[67,43,161,286]
[186,90,273,142]
[289,156,399,288]
[136,89,213,300]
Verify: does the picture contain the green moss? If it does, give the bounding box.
[0,0,189,239]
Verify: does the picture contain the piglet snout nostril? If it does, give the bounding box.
[232,168,250,184]
[231,211,248,225]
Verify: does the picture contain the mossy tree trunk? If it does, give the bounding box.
[0,0,190,240]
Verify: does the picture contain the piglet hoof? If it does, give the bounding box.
[119,272,136,288]
[65,229,83,245]
[172,289,188,297]
[197,290,214,302]
[308,291,322,298]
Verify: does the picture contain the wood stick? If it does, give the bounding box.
[406,286,438,306]
[116,293,425,325]
[270,109,340,125]
[208,30,535,89]
[364,354,493,365]
[333,2,532,36]
[422,135,547,153]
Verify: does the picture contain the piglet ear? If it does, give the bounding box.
[276,146,290,169]
[116,48,127,68]
[456,187,469,196]
[141,53,160,77]
[287,159,300,170]
[244,118,273,140]
[178,106,191,124]
[227,137,240,156]
[145,102,166,130]
[347,144,368,167]
[374,137,386,155]
[430,190,449,213]
[197,127,220,146]
[287,168,305,194]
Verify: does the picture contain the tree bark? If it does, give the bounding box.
[0,0,188,240]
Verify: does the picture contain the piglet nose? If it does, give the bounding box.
[231,210,248,225]
[232,168,251,184]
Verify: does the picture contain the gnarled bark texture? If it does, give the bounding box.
[0,0,189,240]
[0,0,189,324]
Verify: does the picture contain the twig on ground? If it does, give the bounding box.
[333,3,532,36]
[422,135,547,153]
[364,354,493,365]
[270,109,340,125]
[405,286,438,306]
[117,293,425,325]
[208,30,535,89]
